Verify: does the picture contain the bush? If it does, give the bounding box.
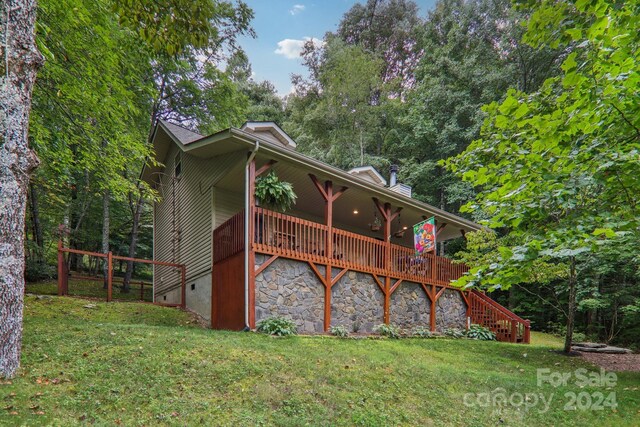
[443,328,466,339]
[329,325,349,338]
[466,324,496,341]
[256,316,297,336]
[412,326,433,338]
[25,260,56,282]
[374,323,400,339]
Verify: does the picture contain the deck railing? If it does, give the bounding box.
[468,290,531,343]
[250,207,468,286]
[213,210,245,264]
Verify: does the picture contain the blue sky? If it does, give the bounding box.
[240,0,438,96]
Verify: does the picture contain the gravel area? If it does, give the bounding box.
[580,352,640,372]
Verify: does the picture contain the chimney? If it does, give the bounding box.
[389,164,398,187]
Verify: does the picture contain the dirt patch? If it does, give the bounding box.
[580,352,640,372]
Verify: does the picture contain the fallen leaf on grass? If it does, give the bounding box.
[34,411,45,415]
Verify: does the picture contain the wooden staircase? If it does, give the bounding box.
[468,290,531,344]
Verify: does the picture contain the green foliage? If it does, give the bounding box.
[465,324,496,341]
[445,0,640,351]
[256,316,297,336]
[412,326,433,338]
[443,328,466,339]
[329,325,349,338]
[113,0,254,56]
[254,172,297,212]
[373,323,400,339]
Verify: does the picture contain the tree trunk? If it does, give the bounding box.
[563,256,577,354]
[102,190,110,288]
[123,193,144,292]
[0,0,43,379]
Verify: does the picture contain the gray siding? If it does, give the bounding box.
[154,147,245,303]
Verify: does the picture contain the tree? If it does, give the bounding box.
[398,0,562,211]
[446,0,639,353]
[0,0,44,378]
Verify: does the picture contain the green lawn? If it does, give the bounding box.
[2,296,639,426]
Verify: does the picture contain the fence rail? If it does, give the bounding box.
[57,241,185,306]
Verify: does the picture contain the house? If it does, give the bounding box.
[142,120,530,342]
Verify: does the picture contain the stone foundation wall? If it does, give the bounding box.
[331,270,383,333]
[435,289,467,331]
[255,255,324,333]
[390,281,430,330]
[253,255,467,334]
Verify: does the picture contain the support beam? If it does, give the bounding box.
[389,279,403,295]
[331,268,348,287]
[435,223,448,238]
[255,255,278,276]
[256,160,277,177]
[430,285,436,332]
[372,274,385,294]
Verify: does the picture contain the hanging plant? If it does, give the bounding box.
[255,171,297,212]
[369,213,382,232]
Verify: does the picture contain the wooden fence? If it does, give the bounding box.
[57,241,186,307]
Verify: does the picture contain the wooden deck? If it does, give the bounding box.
[253,207,469,287]
[212,208,530,343]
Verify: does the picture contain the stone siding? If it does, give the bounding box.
[253,255,467,334]
[390,281,430,330]
[435,289,467,331]
[255,255,324,333]
[331,270,383,333]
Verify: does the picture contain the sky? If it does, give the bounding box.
[240,0,438,97]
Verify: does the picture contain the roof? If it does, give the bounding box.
[241,121,297,149]
[348,166,387,186]
[142,122,482,234]
[160,120,203,145]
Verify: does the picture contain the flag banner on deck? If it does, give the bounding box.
[413,217,436,255]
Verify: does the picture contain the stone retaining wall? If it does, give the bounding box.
[435,288,467,331]
[390,281,430,330]
[254,256,467,333]
[331,270,383,333]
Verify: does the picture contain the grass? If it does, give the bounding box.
[2,296,639,426]
[26,279,154,302]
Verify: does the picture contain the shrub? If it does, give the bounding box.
[465,324,496,341]
[413,326,433,338]
[25,260,56,282]
[374,323,400,339]
[329,325,349,338]
[443,328,465,339]
[256,316,297,336]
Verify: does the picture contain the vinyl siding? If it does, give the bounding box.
[154,147,245,299]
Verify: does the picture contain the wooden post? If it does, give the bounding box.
[57,240,64,296]
[430,285,436,332]
[372,199,401,325]
[309,174,348,332]
[324,181,333,332]
[107,251,113,302]
[248,159,256,328]
[180,266,186,309]
[140,281,144,301]
[525,320,531,344]
[511,319,517,343]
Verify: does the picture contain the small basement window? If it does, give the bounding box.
[174,152,182,177]
[191,283,196,291]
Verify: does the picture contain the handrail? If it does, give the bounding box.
[471,290,529,324]
[468,290,530,343]
[250,207,469,286]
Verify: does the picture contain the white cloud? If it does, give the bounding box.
[274,37,322,59]
[289,4,305,15]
